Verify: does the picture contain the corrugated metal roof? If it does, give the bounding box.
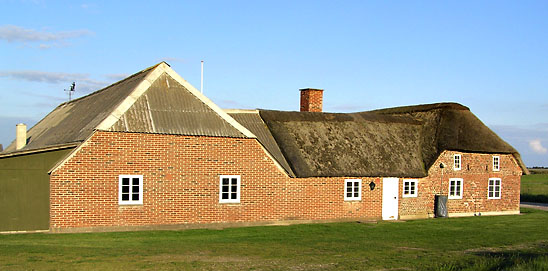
[109,73,245,137]
[228,111,295,177]
[3,65,155,153]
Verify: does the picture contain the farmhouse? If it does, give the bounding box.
[0,62,526,233]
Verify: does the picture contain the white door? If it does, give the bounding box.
[382,178,399,220]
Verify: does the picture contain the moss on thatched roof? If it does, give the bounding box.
[257,103,527,178]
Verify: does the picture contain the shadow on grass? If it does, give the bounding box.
[436,242,548,271]
[521,194,548,204]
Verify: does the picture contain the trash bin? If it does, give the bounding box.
[435,195,448,218]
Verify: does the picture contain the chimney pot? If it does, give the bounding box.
[300,88,324,112]
[16,123,27,150]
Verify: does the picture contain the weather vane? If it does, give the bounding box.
[65,82,76,101]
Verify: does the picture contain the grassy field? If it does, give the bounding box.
[1,208,547,270]
[521,173,548,203]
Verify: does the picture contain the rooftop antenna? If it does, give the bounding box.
[65,82,76,101]
[200,60,204,93]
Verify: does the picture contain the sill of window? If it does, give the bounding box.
[344,200,362,202]
[118,204,143,206]
[219,202,241,205]
[448,198,462,200]
[402,196,418,198]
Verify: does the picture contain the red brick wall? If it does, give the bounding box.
[300,89,323,112]
[50,132,522,230]
[401,151,522,217]
[50,131,384,229]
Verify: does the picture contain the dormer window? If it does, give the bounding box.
[453,154,461,171]
[493,156,500,171]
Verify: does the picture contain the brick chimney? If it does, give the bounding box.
[300,88,323,112]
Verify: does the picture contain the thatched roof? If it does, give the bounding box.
[257,103,527,178]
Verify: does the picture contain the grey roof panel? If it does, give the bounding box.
[3,65,155,153]
[109,73,245,137]
[229,112,295,177]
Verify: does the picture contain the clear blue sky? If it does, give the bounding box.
[1,1,547,166]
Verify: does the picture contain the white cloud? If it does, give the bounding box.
[0,70,108,94]
[529,139,547,154]
[0,25,92,48]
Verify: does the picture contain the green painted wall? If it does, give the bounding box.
[0,148,73,231]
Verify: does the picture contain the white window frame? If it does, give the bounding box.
[488,178,501,199]
[118,175,143,205]
[493,156,500,171]
[448,178,463,199]
[219,175,241,204]
[402,179,418,198]
[344,179,362,201]
[453,154,461,171]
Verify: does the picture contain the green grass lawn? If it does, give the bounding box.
[1,209,547,270]
[521,174,548,203]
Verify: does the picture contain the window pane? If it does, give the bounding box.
[122,194,129,201]
[222,193,229,199]
[347,187,352,193]
[231,185,237,193]
[132,178,139,185]
[347,192,352,198]
[231,178,238,185]
[489,191,493,197]
[231,193,237,199]
[132,185,139,193]
[222,186,229,192]
[122,185,130,193]
[354,192,359,198]
[122,178,129,186]
[354,182,359,187]
[222,178,229,185]
[132,193,139,200]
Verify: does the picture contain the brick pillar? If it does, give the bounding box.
[300,88,324,112]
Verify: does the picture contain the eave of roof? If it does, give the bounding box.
[0,142,78,159]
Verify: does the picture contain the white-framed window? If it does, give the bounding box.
[493,156,500,171]
[403,179,418,198]
[344,179,362,201]
[488,178,501,199]
[448,178,463,199]
[453,154,461,170]
[119,175,143,205]
[219,175,241,203]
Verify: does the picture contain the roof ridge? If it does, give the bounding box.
[370,102,469,114]
[56,62,165,107]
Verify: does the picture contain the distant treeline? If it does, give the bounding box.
[527,167,548,174]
